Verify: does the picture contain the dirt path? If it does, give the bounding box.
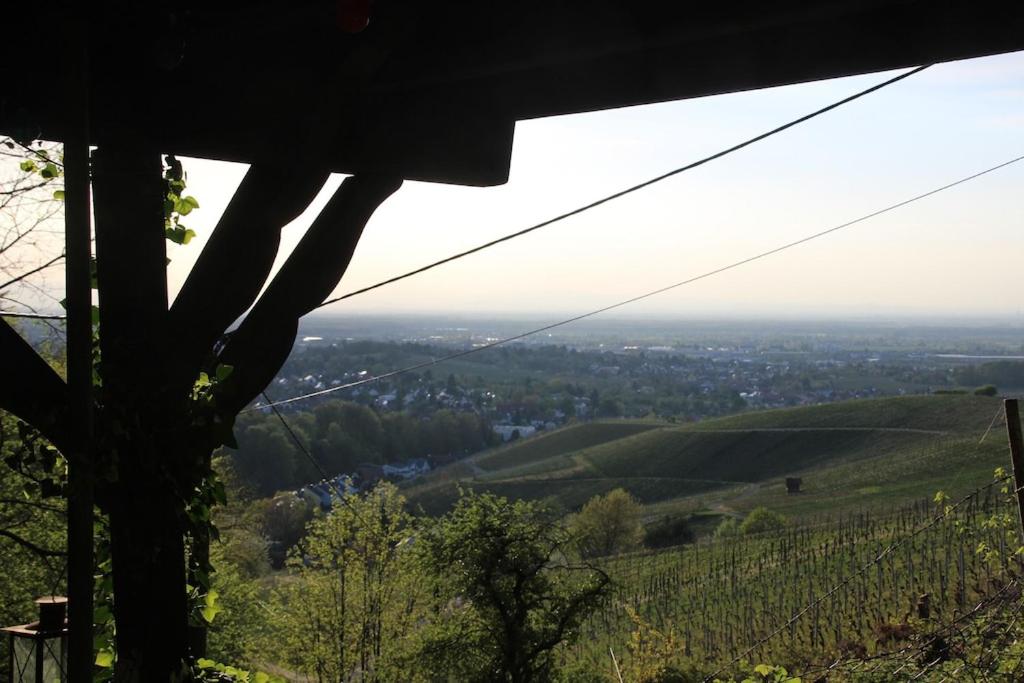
[710,482,760,519]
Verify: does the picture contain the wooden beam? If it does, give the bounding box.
[62,11,94,679]
[218,173,402,413]
[167,165,329,393]
[0,319,68,450]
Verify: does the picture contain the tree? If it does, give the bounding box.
[0,410,68,671]
[739,507,787,535]
[597,396,623,418]
[0,138,65,318]
[275,483,417,682]
[412,491,610,682]
[570,488,644,558]
[0,134,403,679]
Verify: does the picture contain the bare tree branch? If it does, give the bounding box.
[0,528,67,557]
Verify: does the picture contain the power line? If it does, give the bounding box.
[315,65,931,309]
[0,311,67,320]
[253,153,1024,411]
[1,67,932,327]
[261,389,393,543]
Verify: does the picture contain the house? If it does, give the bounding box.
[493,424,536,441]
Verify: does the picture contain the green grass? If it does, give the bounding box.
[475,421,665,472]
[406,395,1009,519]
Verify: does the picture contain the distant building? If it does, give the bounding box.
[493,424,536,441]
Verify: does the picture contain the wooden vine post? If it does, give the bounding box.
[1005,399,1024,543]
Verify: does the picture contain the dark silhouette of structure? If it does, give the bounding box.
[2,3,1024,680]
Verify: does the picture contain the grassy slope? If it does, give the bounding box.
[406,395,1008,518]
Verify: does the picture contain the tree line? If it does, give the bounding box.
[222,400,497,496]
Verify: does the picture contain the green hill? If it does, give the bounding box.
[406,395,1008,517]
[475,421,664,471]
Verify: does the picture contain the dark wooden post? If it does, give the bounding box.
[63,12,94,682]
[93,141,188,681]
[1005,399,1024,542]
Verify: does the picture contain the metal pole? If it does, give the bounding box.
[64,12,94,682]
[1005,399,1024,543]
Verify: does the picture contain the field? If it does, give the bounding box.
[406,395,1007,520]
[403,394,1024,678]
[567,478,1022,680]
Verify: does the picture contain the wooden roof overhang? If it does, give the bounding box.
[3,1,1024,186]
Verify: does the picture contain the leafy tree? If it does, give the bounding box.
[643,515,694,549]
[275,483,417,681]
[251,493,315,568]
[231,422,299,496]
[739,507,787,535]
[571,488,644,558]
[411,491,610,682]
[598,397,624,418]
[0,411,68,671]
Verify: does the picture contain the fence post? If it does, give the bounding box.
[1005,399,1024,543]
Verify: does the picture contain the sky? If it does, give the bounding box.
[164,51,1022,321]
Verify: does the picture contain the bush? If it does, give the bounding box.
[739,507,787,535]
[974,384,998,396]
[414,491,610,681]
[571,488,644,558]
[644,515,695,549]
[714,517,740,538]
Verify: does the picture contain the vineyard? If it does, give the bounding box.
[563,475,1023,681]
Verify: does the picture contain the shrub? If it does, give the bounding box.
[644,515,695,549]
[571,488,644,558]
[714,517,740,538]
[739,507,787,535]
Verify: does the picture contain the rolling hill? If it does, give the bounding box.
[404,394,1009,518]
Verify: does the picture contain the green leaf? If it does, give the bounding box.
[39,162,59,179]
[201,590,222,623]
[52,189,65,201]
[754,664,773,677]
[19,159,37,173]
[181,228,196,244]
[215,364,234,381]
[196,658,217,669]
[95,650,114,668]
[182,195,200,209]
[174,198,193,216]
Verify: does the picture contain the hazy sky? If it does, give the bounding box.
[167,51,1024,321]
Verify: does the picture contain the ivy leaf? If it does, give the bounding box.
[201,590,222,623]
[95,650,114,668]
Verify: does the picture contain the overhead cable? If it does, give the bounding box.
[253,152,1024,411]
[315,65,931,308]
